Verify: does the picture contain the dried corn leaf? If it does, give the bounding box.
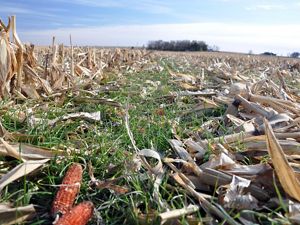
[0,203,35,225]
[264,118,300,201]
[29,111,101,127]
[74,97,122,107]
[200,168,270,201]
[200,153,235,170]
[0,140,63,160]
[90,179,129,194]
[168,69,197,84]
[21,84,40,99]
[168,139,202,175]
[0,159,49,192]
[48,111,101,126]
[88,161,129,194]
[184,138,206,159]
[139,149,167,209]
[170,173,239,225]
[289,201,300,224]
[181,98,219,116]
[243,139,300,155]
[222,163,271,176]
[220,175,259,210]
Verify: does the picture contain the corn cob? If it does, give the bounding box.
[52,163,83,216]
[55,201,94,225]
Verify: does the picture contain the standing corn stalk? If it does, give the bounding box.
[70,34,74,77]
[0,21,12,99]
[0,16,23,99]
[0,30,10,98]
[11,16,24,92]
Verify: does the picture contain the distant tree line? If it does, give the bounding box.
[261,51,300,58]
[261,52,277,56]
[289,52,300,58]
[147,40,208,51]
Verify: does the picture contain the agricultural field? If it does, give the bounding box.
[2,17,300,225]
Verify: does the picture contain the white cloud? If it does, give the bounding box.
[55,0,172,14]
[19,22,300,55]
[0,4,60,18]
[0,6,32,14]
[72,0,122,7]
[245,4,287,11]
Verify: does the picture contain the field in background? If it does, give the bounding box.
[2,17,300,225]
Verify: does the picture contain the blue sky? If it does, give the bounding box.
[1,0,300,54]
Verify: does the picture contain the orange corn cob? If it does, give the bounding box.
[52,163,83,216]
[55,201,94,225]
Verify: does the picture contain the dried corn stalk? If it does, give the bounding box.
[11,16,23,91]
[0,29,11,98]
